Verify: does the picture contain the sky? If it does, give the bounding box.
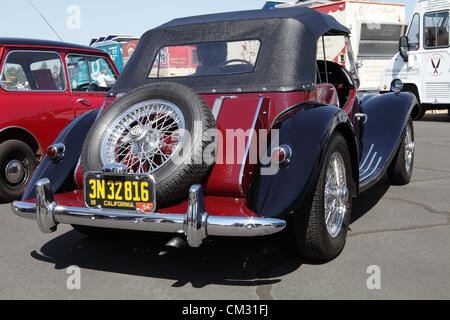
[0,0,416,46]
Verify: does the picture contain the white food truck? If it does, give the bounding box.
[381,0,450,119]
[264,1,406,95]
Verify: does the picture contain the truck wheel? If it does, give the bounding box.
[81,82,217,207]
[0,140,37,203]
[388,119,414,185]
[292,132,353,261]
[405,90,424,120]
[413,105,426,121]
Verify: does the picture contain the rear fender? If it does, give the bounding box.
[22,109,100,200]
[247,102,359,218]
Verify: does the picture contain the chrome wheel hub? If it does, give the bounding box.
[5,160,25,184]
[100,100,185,174]
[324,152,349,238]
[404,124,414,173]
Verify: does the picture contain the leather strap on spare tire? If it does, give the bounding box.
[81,82,217,207]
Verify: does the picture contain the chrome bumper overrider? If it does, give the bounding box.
[12,179,286,247]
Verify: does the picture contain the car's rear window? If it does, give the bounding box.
[148,39,261,78]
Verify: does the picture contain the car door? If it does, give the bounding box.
[0,49,73,150]
[66,53,118,117]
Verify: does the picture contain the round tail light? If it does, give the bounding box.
[47,143,65,162]
[271,144,292,167]
[47,146,57,159]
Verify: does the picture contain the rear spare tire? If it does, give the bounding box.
[81,82,217,207]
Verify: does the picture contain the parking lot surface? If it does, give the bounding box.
[0,114,449,300]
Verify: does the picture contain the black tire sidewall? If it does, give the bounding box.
[0,140,36,202]
[293,132,353,261]
[81,82,216,206]
[388,119,414,184]
[83,84,209,180]
[319,134,353,255]
[414,105,426,121]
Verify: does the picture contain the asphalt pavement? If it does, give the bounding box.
[0,114,449,300]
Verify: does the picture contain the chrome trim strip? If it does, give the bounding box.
[12,179,286,247]
[360,152,377,175]
[238,97,264,196]
[360,156,383,181]
[0,50,67,92]
[359,143,374,170]
[211,96,237,120]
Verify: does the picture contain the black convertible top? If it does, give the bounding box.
[157,6,349,36]
[112,7,350,95]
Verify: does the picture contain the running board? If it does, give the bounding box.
[359,143,383,189]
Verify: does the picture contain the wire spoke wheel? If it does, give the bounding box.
[404,124,415,173]
[324,151,349,238]
[100,99,185,174]
[292,132,352,261]
[388,119,414,185]
[82,82,216,207]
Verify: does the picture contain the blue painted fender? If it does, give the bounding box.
[247,102,359,218]
[22,109,100,201]
[358,91,416,191]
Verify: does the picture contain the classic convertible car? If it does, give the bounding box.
[12,7,416,261]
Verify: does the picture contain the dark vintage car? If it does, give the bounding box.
[0,38,119,202]
[13,7,416,261]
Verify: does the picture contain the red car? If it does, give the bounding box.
[0,38,118,202]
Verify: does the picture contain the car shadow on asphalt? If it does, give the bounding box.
[29,180,389,288]
[351,177,390,224]
[30,228,308,288]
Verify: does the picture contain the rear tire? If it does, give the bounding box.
[0,140,37,203]
[292,132,353,261]
[388,119,414,185]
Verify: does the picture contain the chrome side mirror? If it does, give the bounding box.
[399,36,409,62]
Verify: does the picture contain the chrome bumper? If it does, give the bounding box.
[12,178,286,247]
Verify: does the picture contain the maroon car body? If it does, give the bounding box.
[13,8,416,261]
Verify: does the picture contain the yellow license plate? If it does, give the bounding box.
[83,172,156,212]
